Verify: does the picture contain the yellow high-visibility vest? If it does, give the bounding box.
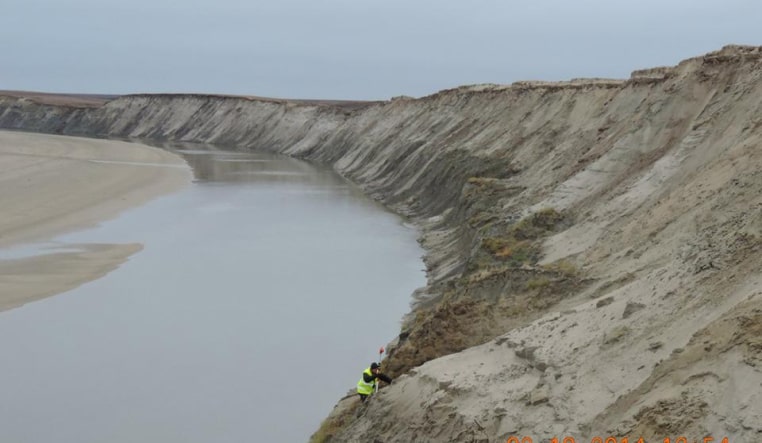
[356,367,375,395]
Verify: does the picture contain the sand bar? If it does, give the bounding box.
[0,130,192,311]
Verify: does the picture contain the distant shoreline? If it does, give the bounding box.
[0,89,381,110]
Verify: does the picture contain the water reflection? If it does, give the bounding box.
[168,143,341,187]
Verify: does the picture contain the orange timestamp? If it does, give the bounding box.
[506,437,729,443]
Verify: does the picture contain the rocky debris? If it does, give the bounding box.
[528,384,550,406]
[622,302,646,319]
[514,346,539,361]
[595,296,614,307]
[647,341,664,351]
[602,326,630,346]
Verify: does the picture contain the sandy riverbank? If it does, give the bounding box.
[0,130,192,311]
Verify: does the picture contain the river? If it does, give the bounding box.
[0,143,425,442]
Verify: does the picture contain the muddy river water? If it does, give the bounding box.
[0,145,425,442]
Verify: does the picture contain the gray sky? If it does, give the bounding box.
[2,0,760,100]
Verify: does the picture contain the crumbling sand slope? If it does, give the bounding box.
[314,47,762,443]
[1,45,760,442]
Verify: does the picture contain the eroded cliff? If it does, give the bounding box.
[2,45,761,442]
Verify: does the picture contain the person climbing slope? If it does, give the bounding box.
[356,362,392,402]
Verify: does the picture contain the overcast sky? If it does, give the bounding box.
[2,0,760,100]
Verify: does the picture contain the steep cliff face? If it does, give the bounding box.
[2,45,761,442]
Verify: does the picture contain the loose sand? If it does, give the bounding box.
[0,130,191,311]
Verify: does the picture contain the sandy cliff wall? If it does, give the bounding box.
[2,45,761,442]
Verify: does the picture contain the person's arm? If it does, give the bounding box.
[377,373,392,384]
[363,372,375,383]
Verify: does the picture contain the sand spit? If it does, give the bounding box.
[0,131,191,311]
[0,243,143,312]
